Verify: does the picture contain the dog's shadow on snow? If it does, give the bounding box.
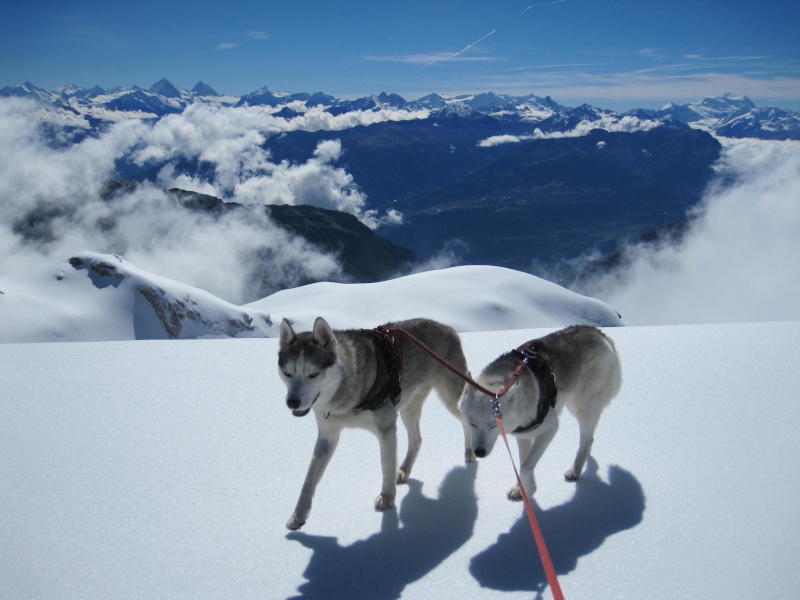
[287,463,479,600]
[470,457,646,594]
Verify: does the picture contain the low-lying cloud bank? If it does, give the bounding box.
[478,115,662,147]
[577,138,800,325]
[0,98,417,303]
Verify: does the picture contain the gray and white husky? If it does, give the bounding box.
[459,325,621,501]
[278,316,473,530]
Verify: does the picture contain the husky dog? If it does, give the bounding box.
[459,325,621,501]
[278,316,473,530]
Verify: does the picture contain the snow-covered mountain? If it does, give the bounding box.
[3,79,797,139]
[0,253,622,343]
[652,92,800,140]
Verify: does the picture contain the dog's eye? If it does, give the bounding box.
[468,421,477,428]
[282,369,293,378]
[308,371,320,379]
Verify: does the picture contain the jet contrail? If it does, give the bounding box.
[525,0,567,10]
[424,29,497,67]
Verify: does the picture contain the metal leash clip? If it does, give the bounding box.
[490,395,502,419]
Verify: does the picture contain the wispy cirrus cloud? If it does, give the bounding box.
[216,31,268,51]
[442,49,800,109]
[363,51,498,66]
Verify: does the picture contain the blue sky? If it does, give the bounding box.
[3,0,799,110]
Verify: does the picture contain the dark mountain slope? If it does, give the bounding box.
[168,189,417,283]
[264,113,525,205]
[378,127,721,272]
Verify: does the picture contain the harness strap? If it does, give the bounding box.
[353,326,403,412]
[510,341,558,434]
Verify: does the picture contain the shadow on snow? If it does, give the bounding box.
[287,464,479,599]
[470,458,646,594]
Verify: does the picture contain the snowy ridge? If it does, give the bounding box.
[0,254,622,343]
[0,252,274,342]
[247,264,623,333]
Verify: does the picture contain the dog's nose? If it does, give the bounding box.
[287,398,301,410]
[474,448,486,458]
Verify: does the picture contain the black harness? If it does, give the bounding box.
[510,340,558,434]
[353,326,403,412]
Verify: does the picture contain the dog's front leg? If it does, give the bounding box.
[508,423,559,501]
[287,429,341,530]
[374,416,398,510]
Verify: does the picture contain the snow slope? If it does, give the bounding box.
[0,254,622,343]
[247,264,623,333]
[0,252,274,342]
[2,321,799,599]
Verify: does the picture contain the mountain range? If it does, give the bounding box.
[2,79,799,141]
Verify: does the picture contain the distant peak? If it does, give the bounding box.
[191,80,219,97]
[149,78,184,98]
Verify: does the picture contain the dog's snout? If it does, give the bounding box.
[474,448,487,458]
[287,398,301,410]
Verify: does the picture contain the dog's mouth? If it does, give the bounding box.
[290,392,320,417]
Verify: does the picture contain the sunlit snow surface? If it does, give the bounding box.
[2,321,799,598]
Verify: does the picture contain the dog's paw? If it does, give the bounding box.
[286,514,306,531]
[507,486,524,502]
[396,469,409,484]
[465,448,477,463]
[564,468,580,481]
[374,494,395,510]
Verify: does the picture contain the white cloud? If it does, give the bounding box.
[579,138,800,325]
[0,98,349,303]
[0,97,430,301]
[478,115,662,146]
[128,104,422,225]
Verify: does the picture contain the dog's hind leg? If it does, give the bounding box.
[435,378,476,462]
[287,429,341,530]
[397,394,425,484]
[565,408,601,481]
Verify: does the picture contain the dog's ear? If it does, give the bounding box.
[313,317,337,349]
[279,318,296,349]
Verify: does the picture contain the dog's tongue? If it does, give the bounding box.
[292,408,310,417]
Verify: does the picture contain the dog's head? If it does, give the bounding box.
[278,317,342,417]
[459,374,502,458]
[459,365,526,458]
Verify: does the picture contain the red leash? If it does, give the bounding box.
[388,327,565,599]
[495,415,565,600]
